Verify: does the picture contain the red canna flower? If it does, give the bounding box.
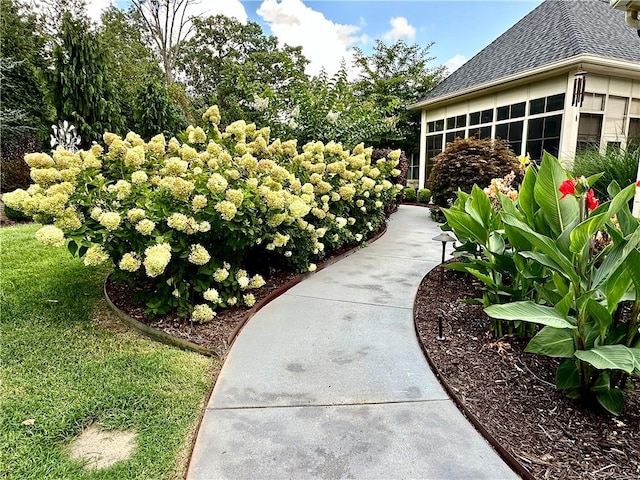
[586,189,599,211]
[637,180,640,187]
[559,179,577,199]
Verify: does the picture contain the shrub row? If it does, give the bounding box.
[3,106,403,321]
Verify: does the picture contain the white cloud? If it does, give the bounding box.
[257,0,362,76]
[382,17,416,42]
[444,54,467,74]
[55,0,248,26]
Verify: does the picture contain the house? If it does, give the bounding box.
[408,0,640,195]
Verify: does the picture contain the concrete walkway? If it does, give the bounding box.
[187,205,518,480]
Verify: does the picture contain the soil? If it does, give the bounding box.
[414,261,640,480]
[67,423,137,470]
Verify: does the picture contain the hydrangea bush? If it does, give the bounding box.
[4,106,403,320]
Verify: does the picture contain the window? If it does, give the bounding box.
[526,114,562,159]
[425,134,443,179]
[407,152,419,180]
[497,102,525,121]
[529,94,566,115]
[445,130,465,143]
[470,126,491,139]
[582,93,605,111]
[469,111,481,125]
[481,109,493,124]
[629,118,640,148]
[427,120,444,133]
[605,96,628,136]
[546,94,565,112]
[630,98,640,116]
[446,115,466,129]
[577,113,603,153]
[495,121,524,155]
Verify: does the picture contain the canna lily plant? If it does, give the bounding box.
[485,153,640,415]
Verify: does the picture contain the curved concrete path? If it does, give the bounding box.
[188,205,518,480]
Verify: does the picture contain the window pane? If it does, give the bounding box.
[495,123,508,139]
[509,121,524,141]
[630,99,640,116]
[446,117,455,129]
[542,138,560,157]
[479,126,491,138]
[546,93,565,112]
[510,141,522,156]
[497,106,509,121]
[629,118,640,138]
[446,132,455,143]
[583,93,604,111]
[481,109,493,124]
[544,114,562,137]
[528,118,544,139]
[578,113,603,137]
[469,112,481,125]
[511,102,525,118]
[456,115,467,128]
[435,119,444,131]
[526,139,543,160]
[530,98,545,115]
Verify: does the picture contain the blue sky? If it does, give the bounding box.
[105,0,543,75]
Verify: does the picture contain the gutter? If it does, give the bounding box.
[407,54,640,111]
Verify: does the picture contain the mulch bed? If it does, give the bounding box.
[414,261,640,480]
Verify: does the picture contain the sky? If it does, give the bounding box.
[87,0,544,76]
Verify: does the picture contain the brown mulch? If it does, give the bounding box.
[414,262,640,480]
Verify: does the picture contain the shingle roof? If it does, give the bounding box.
[417,0,640,104]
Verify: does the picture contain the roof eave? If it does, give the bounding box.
[407,54,640,111]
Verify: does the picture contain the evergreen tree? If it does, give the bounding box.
[49,12,124,144]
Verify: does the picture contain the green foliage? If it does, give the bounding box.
[417,188,431,204]
[4,106,404,322]
[134,80,187,139]
[404,188,416,202]
[0,0,52,142]
[573,146,639,201]
[0,135,38,192]
[49,12,124,144]
[428,137,523,207]
[466,153,640,415]
[353,39,445,150]
[179,15,309,130]
[98,5,168,129]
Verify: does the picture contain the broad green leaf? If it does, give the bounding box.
[518,165,538,225]
[502,215,580,286]
[503,223,532,251]
[498,191,519,217]
[442,208,488,245]
[631,348,640,374]
[606,181,637,219]
[595,388,624,416]
[624,248,640,295]
[533,152,579,235]
[585,298,613,342]
[592,227,640,290]
[569,212,607,254]
[469,184,492,229]
[585,172,605,188]
[485,301,576,329]
[556,359,580,389]
[519,251,563,274]
[555,290,574,317]
[592,371,611,393]
[525,326,575,358]
[574,345,636,373]
[467,268,495,287]
[604,264,632,314]
[488,231,505,255]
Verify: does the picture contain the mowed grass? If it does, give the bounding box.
[0,224,216,479]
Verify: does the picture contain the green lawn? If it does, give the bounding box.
[0,224,216,479]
